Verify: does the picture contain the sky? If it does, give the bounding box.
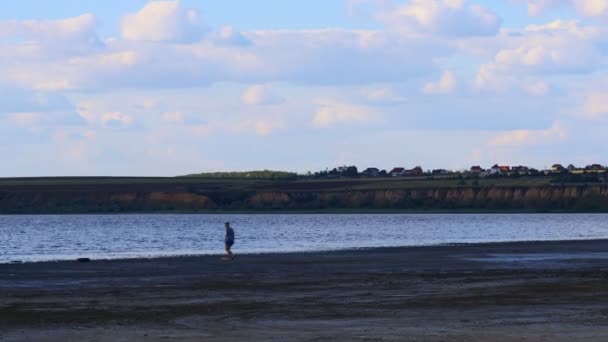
[1,0,608,176]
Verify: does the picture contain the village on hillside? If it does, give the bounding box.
[312,163,608,180]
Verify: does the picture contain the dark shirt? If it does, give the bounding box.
[225,227,235,243]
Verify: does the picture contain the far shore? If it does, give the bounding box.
[3,176,608,214]
[3,208,606,215]
[2,239,608,341]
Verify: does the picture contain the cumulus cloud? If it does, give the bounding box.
[202,116,285,136]
[214,26,251,46]
[4,28,445,91]
[101,112,133,128]
[162,111,185,123]
[576,0,608,17]
[380,0,501,37]
[580,92,608,119]
[474,63,549,95]
[2,111,84,127]
[241,85,284,105]
[121,0,202,42]
[488,122,566,147]
[519,0,608,17]
[251,119,284,136]
[423,71,456,94]
[313,101,378,127]
[0,85,83,129]
[519,0,568,15]
[0,84,73,114]
[0,14,100,44]
[492,22,601,73]
[472,20,604,95]
[0,14,102,59]
[361,86,406,104]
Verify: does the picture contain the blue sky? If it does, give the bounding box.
[0,1,575,33]
[0,1,381,32]
[1,0,608,176]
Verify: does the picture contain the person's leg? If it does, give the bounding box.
[225,243,233,258]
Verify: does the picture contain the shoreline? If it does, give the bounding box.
[3,239,608,341]
[3,209,608,215]
[5,237,608,265]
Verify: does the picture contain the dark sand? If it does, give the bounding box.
[2,240,608,341]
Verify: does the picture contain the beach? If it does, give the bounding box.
[2,239,608,341]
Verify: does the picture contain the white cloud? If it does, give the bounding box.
[519,0,567,15]
[162,111,185,123]
[101,112,133,128]
[4,28,445,91]
[215,26,251,46]
[519,0,608,17]
[474,63,550,95]
[241,84,284,105]
[0,14,102,60]
[252,119,283,136]
[580,92,608,119]
[0,84,73,114]
[216,116,285,136]
[423,71,456,94]
[0,14,100,44]
[380,0,501,37]
[488,122,566,147]
[472,20,604,95]
[575,0,608,17]
[121,0,202,42]
[313,101,378,127]
[362,86,406,104]
[494,21,601,73]
[2,111,83,127]
[4,112,39,126]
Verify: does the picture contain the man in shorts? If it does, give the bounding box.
[224,222,235,260]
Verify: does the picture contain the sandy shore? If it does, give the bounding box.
[2,240,608,341]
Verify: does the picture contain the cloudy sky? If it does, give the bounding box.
[1,0,607,176]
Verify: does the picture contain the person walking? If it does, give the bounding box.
[223,222,235,260]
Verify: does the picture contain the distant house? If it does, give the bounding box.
[511,166,530,175]
[361,167,380,177]
[551,164,565,173]
[490,164,510,174]
[567,164,585,174]
[389,167,405,177]
[470,166,484,174]
[330,165,359,177]
[584,164,607,173]
[403,166,423,177]
[432,169,450,175]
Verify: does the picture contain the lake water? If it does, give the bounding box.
[1,214,608,263]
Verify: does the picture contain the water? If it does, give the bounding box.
[1,214,607,263]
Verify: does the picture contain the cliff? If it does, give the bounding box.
[1,178,607,213]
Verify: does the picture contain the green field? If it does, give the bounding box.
[0,175,553,191]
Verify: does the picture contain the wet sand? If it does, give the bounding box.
[2,239,608,341]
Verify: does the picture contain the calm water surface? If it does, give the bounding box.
[1,214,607,263]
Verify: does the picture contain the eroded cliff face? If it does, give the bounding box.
[244,186,608,211]
[109,191,214,209]
[1,185,608,213]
